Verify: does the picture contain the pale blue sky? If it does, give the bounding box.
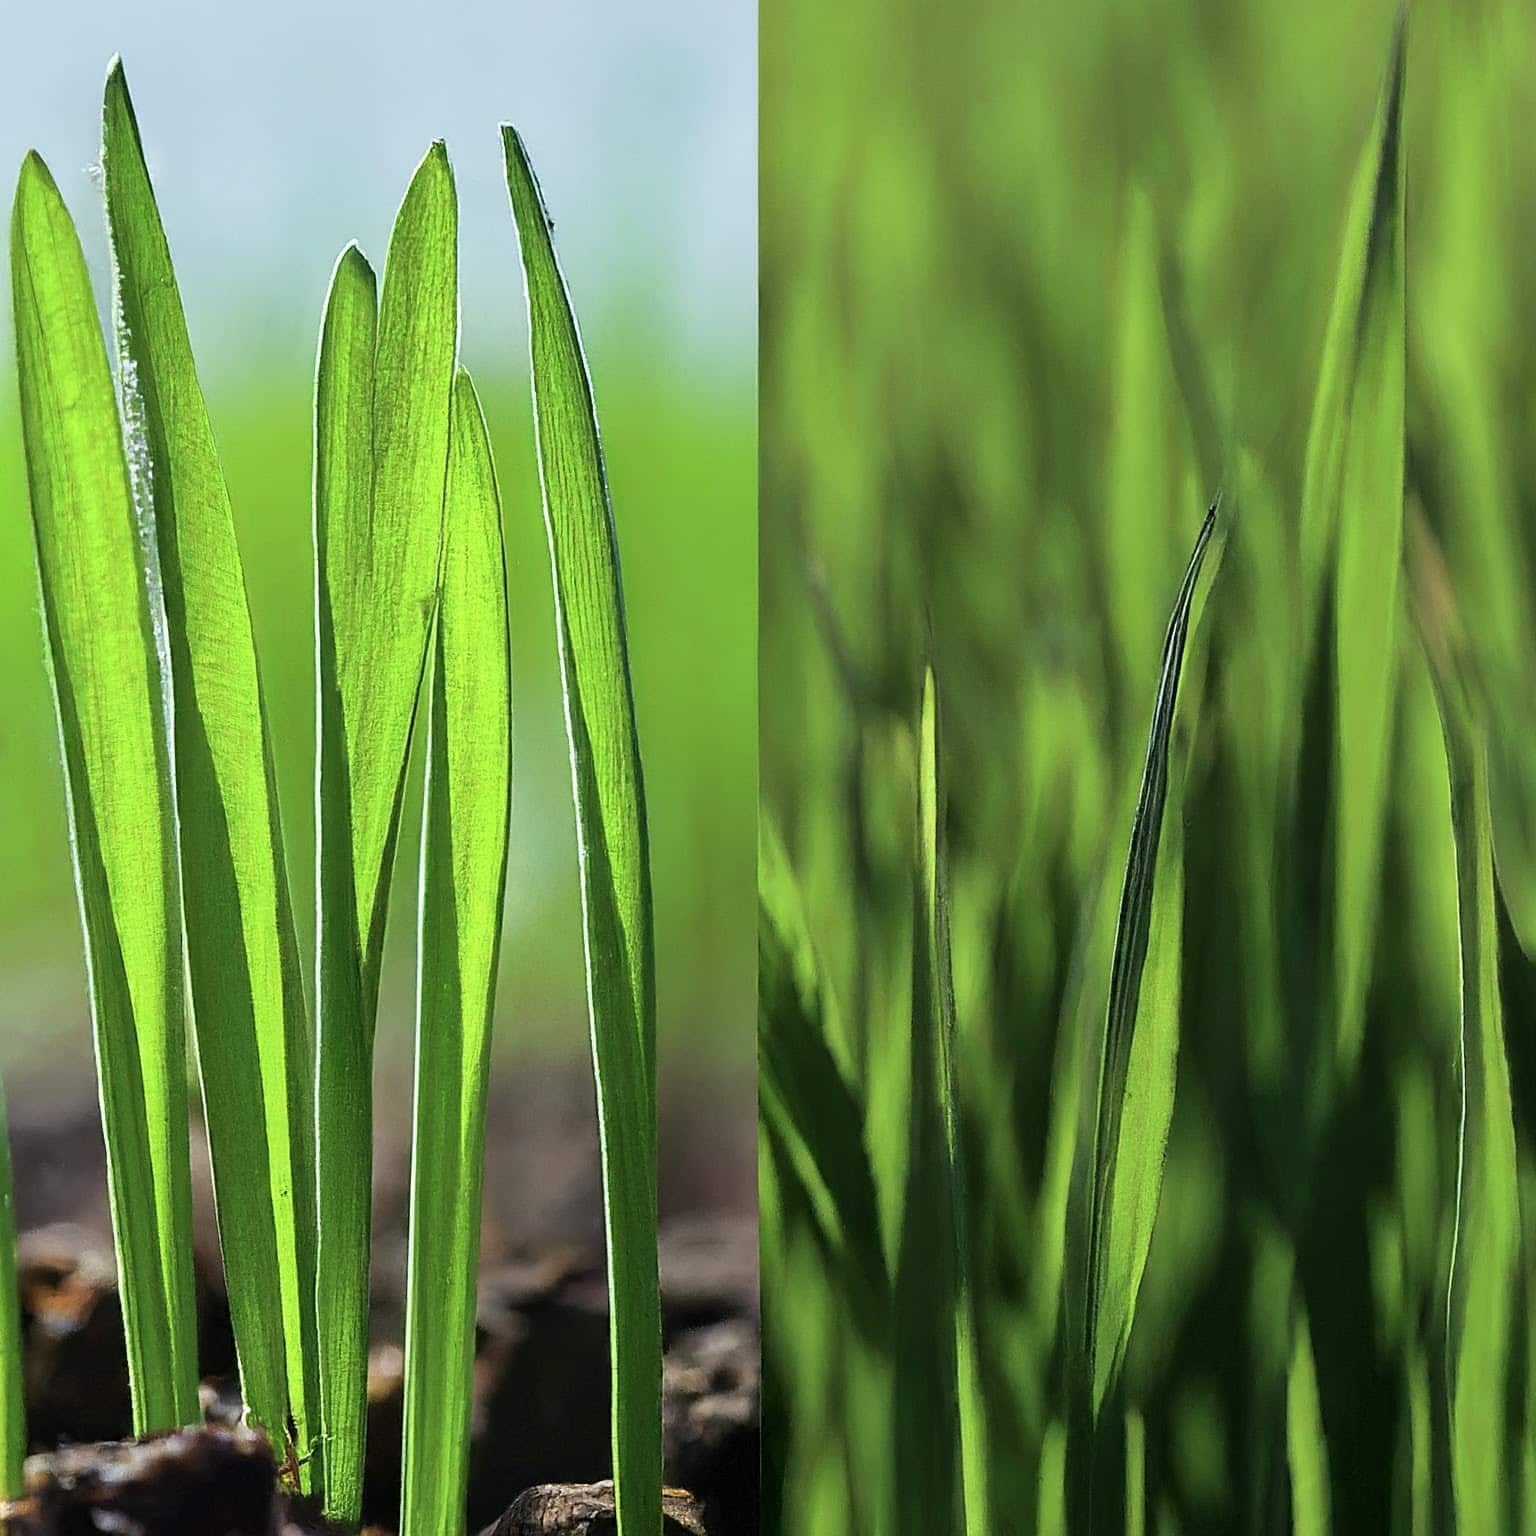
[0,1,755,372]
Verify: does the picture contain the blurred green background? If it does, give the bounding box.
[0,8,755,1111]
[762,0,1536,1531]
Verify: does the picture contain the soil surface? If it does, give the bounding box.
[2,1061,758,1535]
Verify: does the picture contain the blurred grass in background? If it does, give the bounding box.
[762,0,1536,1531]
[0,336,755,1073]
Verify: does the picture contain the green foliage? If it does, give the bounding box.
[10,62,671,1535]
[1425,624,1521,1536]
[314,141,458,1525]
[1069,505,1221,1433]
[401,369,513,1536]
[10,143,199,1433]
[101,59,319,1475]
[761,0,1536,1532]
[503,124,663,1536]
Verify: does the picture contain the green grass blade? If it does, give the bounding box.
[1427,659,1521,1536]
[503,124,661,1536]
[313,145,457,1523]
[895,669,987,1535]
[1071,500,1221,1421]
[100,61,318,1473]
[1297,20,1406,1079]
[1125,1409,1146,1536]
[0,1082,26,1498]
[1286,1307,1331,1536]
[401,368,512,1536]
[10,148,198,1432]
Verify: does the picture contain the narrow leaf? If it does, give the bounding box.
[1297,21,1406,1077]
[503,124,661,1536]
[101,60,317,1471]
[1286,1307,1331,1536]
[314,144,457,1523]
[1429,662,1521,1536]
[401,368,512,1536]
[10,146,198,1431]
[1071,500,1221,1419]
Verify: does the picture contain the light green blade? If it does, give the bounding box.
[100,61,318,1475]
[1286,1306,1331,1536]
[1427,654,1521,1536]
[894,669,986,1536]
[10,148,198,1433]
[1297,21,1406,1080]
[1069,501,1222,1424]
[313,145,457,1525]
[503,124,661,1536]
[0,1082,26,1498]
[400,368,512,1536]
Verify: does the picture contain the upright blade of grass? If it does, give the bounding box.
[313,145,457,1523]
[0,1082,25,1498]
[10,149,198,1432]
[1125,1409,1147,1536]
[1068,501,1221,1430]
[101,61,317,1473]
[1426,657,1520,1536]
[1286,1306,1331,1536]
[1296,20,1406,1079]
[895,669,987,1535]
[401,369,512,1536]
[503,125,661,1536]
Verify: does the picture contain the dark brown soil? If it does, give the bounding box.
[2,1061,758,1536]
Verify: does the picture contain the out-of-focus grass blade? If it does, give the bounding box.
[759,818,889,1329]
[1296,20,1406,1078]
[901,669,988,1534]
[0,1082,25,1498]
[1286,1307,1331,1536]
[1125,1409,1147,1536]
[1487,722,1536,960]
[1425,662,1520,1536]
[503,125,661,1536]
[10,147,199,1433]
[1069,501,1221,1424]
[400,369,512,1536]
[314,144,457,1523]
[101,61,317,1474]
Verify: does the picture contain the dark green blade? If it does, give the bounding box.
[10,147,198,1433]
[401,368,513,1536]
[101,61,317,1475]
[503,124,662,1536]
[313,145,457,1524]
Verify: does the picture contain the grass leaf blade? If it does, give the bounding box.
[401,369,513,1536]
[1298,21,1406,1078]
[1070,500,1221,1427]
[313,144,457,1524]
[10,147,198,1432]
[503,124,662,1536]
[1428,661,1521,1536]
[101,60,318,1472]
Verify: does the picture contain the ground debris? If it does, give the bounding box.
[476,1481,708,1536]
[3,1425,276,1534]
